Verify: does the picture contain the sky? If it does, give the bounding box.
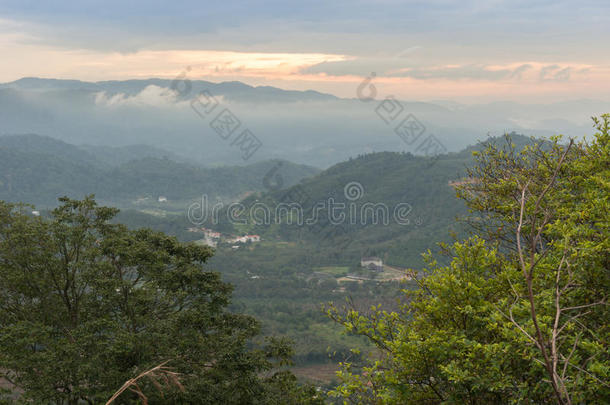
[1,0,609,103]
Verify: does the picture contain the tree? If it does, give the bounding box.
[328,116,609,404]
[0,196,320,404]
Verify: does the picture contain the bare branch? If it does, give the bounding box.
[105,360,183,405]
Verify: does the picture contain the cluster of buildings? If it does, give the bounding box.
[133,196,168,204]
[203,228,221,239]
[226,235,261,244]
[186,226,260,246]
[187,227,221,237]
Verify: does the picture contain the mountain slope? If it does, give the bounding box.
[207,151,471,270]
[0,133,101,167]
[2,77,338,103]
[0,133,188,169]
[0,134,320,206]
[210,134,547,270]
[0,148,101,205]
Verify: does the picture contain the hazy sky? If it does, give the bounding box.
[1,0,609,102]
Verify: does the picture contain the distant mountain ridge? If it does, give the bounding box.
[1,77,602,167]
[0,133,187,168]
[1,77,339,103]
[0,133,320,206]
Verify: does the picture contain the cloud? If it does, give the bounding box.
[302,58,395,77]
[1,1,609,57]
[389,64,535,80]
[302,59,597,85]
[0,39,349,83]
[303,59,536,81]
[94,85,180,107]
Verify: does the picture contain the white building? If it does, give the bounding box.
[204,229,221,238]
[361,256,383,272]
[227,235,261,244]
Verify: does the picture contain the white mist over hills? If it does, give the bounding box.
[1,77,607,168]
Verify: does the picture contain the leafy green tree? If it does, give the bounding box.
[0,196,320,404]
[328,116,609,404]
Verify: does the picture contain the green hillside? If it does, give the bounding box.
[0,134,319,207]
[205,133,544,269]
[210,151,469,270]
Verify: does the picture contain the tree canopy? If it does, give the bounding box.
[328,115,609,404]
[0,196,321,404]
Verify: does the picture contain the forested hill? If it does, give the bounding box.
[212,133,542,268]
[0,133,319,206]
[0,133,186,168]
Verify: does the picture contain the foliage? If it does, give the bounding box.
[0,196,317,404]
[327,117,610,404]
